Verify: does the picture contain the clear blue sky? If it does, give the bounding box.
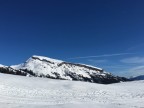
[0,0,144,76]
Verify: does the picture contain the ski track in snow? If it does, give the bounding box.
[0,73,144,108]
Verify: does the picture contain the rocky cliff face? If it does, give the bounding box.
[0,55,128,84]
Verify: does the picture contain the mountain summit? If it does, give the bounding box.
[0,55,127,84]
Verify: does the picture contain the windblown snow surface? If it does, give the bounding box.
[0,73,144,108]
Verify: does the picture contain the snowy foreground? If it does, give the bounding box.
[0,73,144,108]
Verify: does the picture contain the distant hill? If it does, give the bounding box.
[130,75,144,81]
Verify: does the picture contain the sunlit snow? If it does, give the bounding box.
[0,73,143,108]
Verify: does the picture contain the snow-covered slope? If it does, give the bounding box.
[11,55,104,79]
[0,73,143,108]
[0,64,6,68]
[0,55,128,84]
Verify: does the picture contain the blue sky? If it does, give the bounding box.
[0,0,144,77]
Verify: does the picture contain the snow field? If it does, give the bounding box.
[0,73,144,108]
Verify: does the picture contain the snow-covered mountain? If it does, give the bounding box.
[0,55,128,84]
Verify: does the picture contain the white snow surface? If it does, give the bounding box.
[11,55,103,80]
[0,64,6,67]
[0,73,144,108]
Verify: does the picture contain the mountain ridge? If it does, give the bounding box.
[0,55,128,84]
[130,75,144,81]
